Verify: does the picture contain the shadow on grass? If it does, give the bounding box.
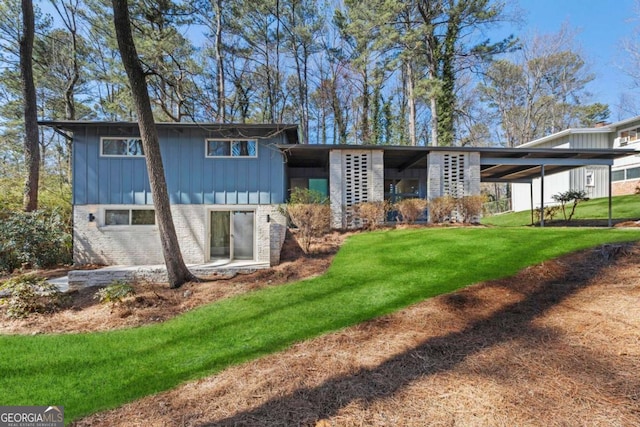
[202,245,637,426]
[533,218,640,227]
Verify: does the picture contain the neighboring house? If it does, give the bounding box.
[41,120,635,269]
[512,116,640,212]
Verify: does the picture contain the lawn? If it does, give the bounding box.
[482,194,640,227]
[2,227,640,424]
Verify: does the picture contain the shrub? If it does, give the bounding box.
[458,195,486,223]
[429,196,457,223]
[0,274,64,318]
[551,190,589,221]
[353,201,389,230]
[0,209,72,273]
[286,188,331,253]
[394,198,428,224]
[94,281,136,305]
[534,205,561,223]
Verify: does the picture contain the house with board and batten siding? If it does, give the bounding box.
[40,120,637,275]
[511,116,640,212]
[42,121,297,268]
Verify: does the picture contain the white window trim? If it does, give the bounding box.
[205,138,258,158]
[617,125,640,146]
[100,137,145,157]
[101,206,157,228]
[585,169,595,187]
[206,206,257,261]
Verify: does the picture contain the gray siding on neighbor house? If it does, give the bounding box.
[531,133,610,149]
[72,124,287,205]
[567,133,610,149]
[569,165,610,199]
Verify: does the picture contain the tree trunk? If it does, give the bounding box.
[213,0,225,122]
[406,61,417,146]
[112,0,196,288]
[20,0,40,212]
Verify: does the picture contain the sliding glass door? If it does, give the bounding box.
[210,210,254,261]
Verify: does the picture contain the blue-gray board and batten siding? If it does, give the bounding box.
[71,124,290,206]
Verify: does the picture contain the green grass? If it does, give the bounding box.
[482,194,640,227]
[2,228,640,423]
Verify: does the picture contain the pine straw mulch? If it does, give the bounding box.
[66,242,640,426]
[0,230,347,334]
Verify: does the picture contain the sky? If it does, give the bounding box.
[500,0,638,121]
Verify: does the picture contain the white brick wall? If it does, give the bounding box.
[74,204,287,267]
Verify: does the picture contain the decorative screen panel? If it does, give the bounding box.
[344,152,370,228]
[443,154,465,198]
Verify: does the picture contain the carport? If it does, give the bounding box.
[279,144,637,226]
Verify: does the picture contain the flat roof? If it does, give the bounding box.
[277,144,638,183]
[38,121,300,144]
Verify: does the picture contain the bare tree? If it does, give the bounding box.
[111,0,196,288]
[20,0,40,212]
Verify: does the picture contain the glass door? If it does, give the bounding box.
[232,211,254,260]
[209,210,254,261]
[210,211,230,259]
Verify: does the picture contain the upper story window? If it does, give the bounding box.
[206,139,257,158]
[617,127,640,146]
[101,137,144,157]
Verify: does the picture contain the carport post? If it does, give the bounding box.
[530,182,534,225]
[540,164,545,227]
[609,165,613,227]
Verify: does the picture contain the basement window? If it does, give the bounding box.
[105,209,156,226]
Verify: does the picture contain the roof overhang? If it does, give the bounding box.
[38,121,300,144]
[277,144,638,183]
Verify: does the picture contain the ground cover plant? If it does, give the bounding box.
[482,194,640,227]
[1,227,640,423]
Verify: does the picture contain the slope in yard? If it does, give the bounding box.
[73,243,640,426]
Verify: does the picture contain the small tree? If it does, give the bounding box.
[552,190,589,221]
[286,188,331,253]
[394,198,428,224]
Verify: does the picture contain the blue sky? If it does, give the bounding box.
[502,0,638,120]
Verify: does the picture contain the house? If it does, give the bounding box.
[511,116,640,212]
[40,121,636,271]
[41,121,298,269]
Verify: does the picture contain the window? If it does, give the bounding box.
[585,170,595,187]
[612,170,626,182]
[618,127,640,146]
[105,209,155,226]
[101,138,144,157]
[206,139,257,157]
[627,166,640,180]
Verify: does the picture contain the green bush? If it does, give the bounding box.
[94,281,136,305]
[0,274,65,318]
[0,209,72,273]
